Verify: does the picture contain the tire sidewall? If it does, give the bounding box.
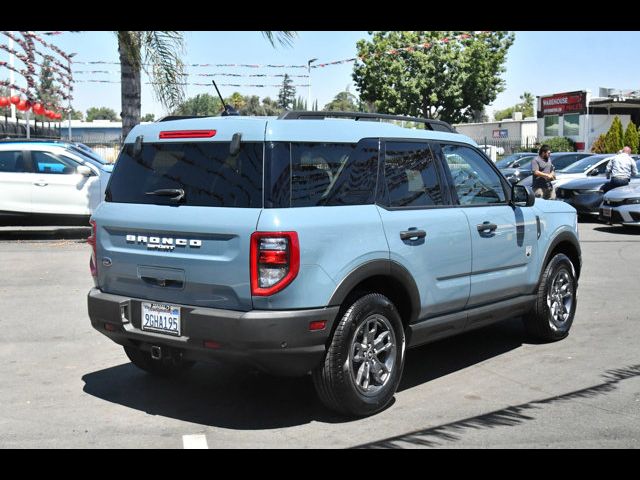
[540,254,577,339]
[338,294,406,415]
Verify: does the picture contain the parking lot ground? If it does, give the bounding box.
[0,221,638,448]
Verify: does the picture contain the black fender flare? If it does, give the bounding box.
[328,259,421,324]
[539,231,582,283]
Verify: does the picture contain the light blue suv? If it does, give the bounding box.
[87,111,581,416]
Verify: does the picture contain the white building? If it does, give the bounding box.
[453,112,538,152]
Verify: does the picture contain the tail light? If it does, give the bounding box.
[88,219,97,278]
[250,232,299,296]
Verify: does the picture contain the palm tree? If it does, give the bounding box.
[117,31,297,141]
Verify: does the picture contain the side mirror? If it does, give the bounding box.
[513,162,520,168]
[76,165,93,177]
[588,169,600,176]
[511,184,535,207]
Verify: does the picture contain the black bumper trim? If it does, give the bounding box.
[88,288,339,376]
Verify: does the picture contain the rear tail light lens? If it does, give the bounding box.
[88,219,97,278]
[250,232,299,296]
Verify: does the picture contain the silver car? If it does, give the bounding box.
[599,183,640,227]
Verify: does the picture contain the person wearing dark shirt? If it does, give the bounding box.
[531,144,556,199]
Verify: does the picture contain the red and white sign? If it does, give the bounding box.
[538,91,587,117]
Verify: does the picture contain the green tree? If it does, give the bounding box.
[227,92,246,111]
[353,31,514,123]
[277,74,296,110]
[141,113,155,122]
[173,93,222,116]
[35,59,61,127]
[623,121,639,154]
[590,134,607,153]
[240,95,266,116]
[605,116,624,153]
[69,109,84,121]
[494,91,534,121]
[86,107,119,122]
[262,97,282,116]
[544,136,576,152]
[324,90,359,111]
[117,31,296,140]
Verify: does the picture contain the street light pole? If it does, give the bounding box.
[67,53,76,141]
[307,58,317,111]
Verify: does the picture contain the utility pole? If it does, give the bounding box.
[67,53,76,140]
[307,58,317,111]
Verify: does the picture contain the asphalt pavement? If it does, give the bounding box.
[0,220,638,448]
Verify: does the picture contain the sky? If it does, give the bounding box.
[5,31,640,121]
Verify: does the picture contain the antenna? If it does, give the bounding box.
[211,79,239,116]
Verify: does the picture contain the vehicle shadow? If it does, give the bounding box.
[0,226,90,241]
[594,225,640,235]
[399,317,528,392]
[82,318,532,430]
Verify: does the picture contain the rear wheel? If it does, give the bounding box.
[124,346,194,376]
[312,293,406,417]
[524,253,577,342]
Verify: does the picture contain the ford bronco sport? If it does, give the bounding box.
[87,111,581,416]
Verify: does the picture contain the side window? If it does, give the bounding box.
[32,151,78,175]
[441,144,506,206]
[383,141,444,207]
[596,160,609,174]
[0,151,27,173]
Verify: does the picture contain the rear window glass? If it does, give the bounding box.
[266,140,379,208]
[106,142,263,208]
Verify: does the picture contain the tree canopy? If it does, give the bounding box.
[353,31,514,123]
[86,107,119,122]
[324,91,359,112]
[494,91,534,121]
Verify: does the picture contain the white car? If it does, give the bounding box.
[599,183,640,227]
[0,141,113,224]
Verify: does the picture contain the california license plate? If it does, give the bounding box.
[141,302,181,336]
[602,207,612,218]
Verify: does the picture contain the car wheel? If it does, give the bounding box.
[312,293,406,417]
[124,346,194,376]
[524,253,577,342]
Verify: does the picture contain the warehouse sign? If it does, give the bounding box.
[538,91,587,117]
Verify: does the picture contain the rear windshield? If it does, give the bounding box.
[106,141,263,208]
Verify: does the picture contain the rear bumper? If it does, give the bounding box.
[88,288,339,376]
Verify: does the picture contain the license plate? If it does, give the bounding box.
[141,302,181,336]
[602,207,612,218]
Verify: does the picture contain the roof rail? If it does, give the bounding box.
[277,110,457,133]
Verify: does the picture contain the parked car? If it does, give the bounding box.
[495,152,537,169]
[556,159,640,216]
[599,183,640,227]
[87,111,581,417]
[517,152,597,187]
[0,140,112,225]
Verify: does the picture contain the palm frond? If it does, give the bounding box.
[261,31,297,48]
[141,31,186,111]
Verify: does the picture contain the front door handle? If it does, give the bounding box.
[400,229,426,241]
[477,222,498,234]
[33,182,48,187]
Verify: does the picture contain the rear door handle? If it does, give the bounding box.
[477,222,498,233]
[400,229,426,241]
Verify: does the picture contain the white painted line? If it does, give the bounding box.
[182,434,209,449]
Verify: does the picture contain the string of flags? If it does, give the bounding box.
[0,31,73,118]
[74,79,311,88]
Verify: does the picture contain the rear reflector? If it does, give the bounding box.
[159,129,217,139]
[104,323,117,332]
[203,340,221,350]
[309,321,327,331]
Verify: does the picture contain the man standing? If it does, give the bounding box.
[601,146,638,193]
[531,144,556,199]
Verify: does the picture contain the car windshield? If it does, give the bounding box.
[65,145,108,165]
[559,156,610,174]
[495,153,532,169]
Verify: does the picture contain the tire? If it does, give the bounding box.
[312,293,406,417]
[524,253,577,342]
[124,346,194,376]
